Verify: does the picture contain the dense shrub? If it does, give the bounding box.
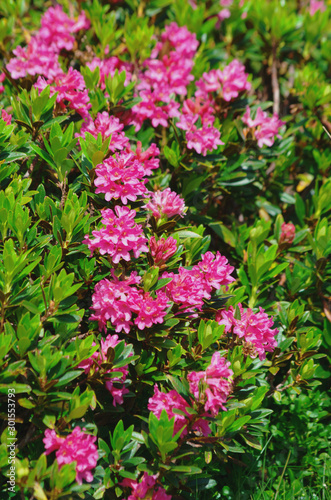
[0,1,330,499]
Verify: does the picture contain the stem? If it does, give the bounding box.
[271,40,280,116]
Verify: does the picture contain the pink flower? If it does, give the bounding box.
[131,291,169,330]
[94,152,148,204]
[187,352,233,416]
[186,125,224,156]
[83,206,148,263]
[1,110,12,125]
[193,251,235,290]
[196,60,251,101]
[38,5,90,52]
[90,272,142,333]
[161,252,235,311]
[35,68,91,118]
[279,222,295,245]
[43,429,64,454]
[90,272,168,333]
[150,236,177,265]
[78,334,130,406]
[216,304,278,360]
[0,72,5,94]
[131,141,160,176]
[7,37,62,80]
[162,267,209,311]
[121,472,172,500]
[43,427,98,484]
[309,0,326,15]
[144,188,186,220]
[77,112,129,152]
[148,385,209,437]
[242,106,285,148]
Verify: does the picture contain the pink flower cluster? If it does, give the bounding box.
[131,23,198,130]
[309,0,326,15]
[242,106,284,148]
[7,5,89,80]
[90,271,169,333]
[148,385,211,437]
[144,188,186,220]
[176,59,250,156]
[43,427,98,484]
[1,109,12,125]
[35,68,91,118]
[150,236,177,265]
[216,303,278,360]
[162,251,235,311]
[196,59,251,102]
[0,73,5,94]
[94,147,159,205]
[77,112,129,152]
[78,334,130,406]
[121,472,171,500]
[148,352,233,436]
[279,222,295,245]
[187,352,233,416]
[177,97,224,156]
[83,206,148,263]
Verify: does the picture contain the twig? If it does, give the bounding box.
[271,41,280,116]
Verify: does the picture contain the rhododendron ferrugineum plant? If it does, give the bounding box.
[1,0,329,498]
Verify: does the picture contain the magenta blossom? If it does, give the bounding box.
[196,59,251,102]
[35,68,91,118]
[90,271,169,334]
[43,427,98,484]
[77,112,129,152]
[242,106,285,148]
[1,110,12,125]
[216,304,278,360]
[83,206,148,263]
[121,472,172,500]
[144,188,186,220]
[94,152,148,205]
[78,334,130,406]
[38,5,90,52]
[279,222,295,245]
[309,0,326,15]
[150,236,177,265]
[187,352,233,416]
[148,385,211,437]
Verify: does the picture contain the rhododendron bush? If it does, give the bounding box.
[0,0,330,499]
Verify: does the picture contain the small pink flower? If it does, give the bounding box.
[38,5,90,52]
[216,304,278,360]
[83,206,148,263]
[150,236,177,265]
[1,110,12,125]
[79,334,130,406]
[196,60,251,101]
[35,68,91,118]
[279,222,295,245]
[0,72,5,94]
[187,352,233,416]
[43,427,98,484]
[94,152,148,205]
[77,112,129,152]
[131,291,169,330]
[309,0,326,15]
[144,188,186,220]
[120,472,172,500]
[242,106,285,148]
